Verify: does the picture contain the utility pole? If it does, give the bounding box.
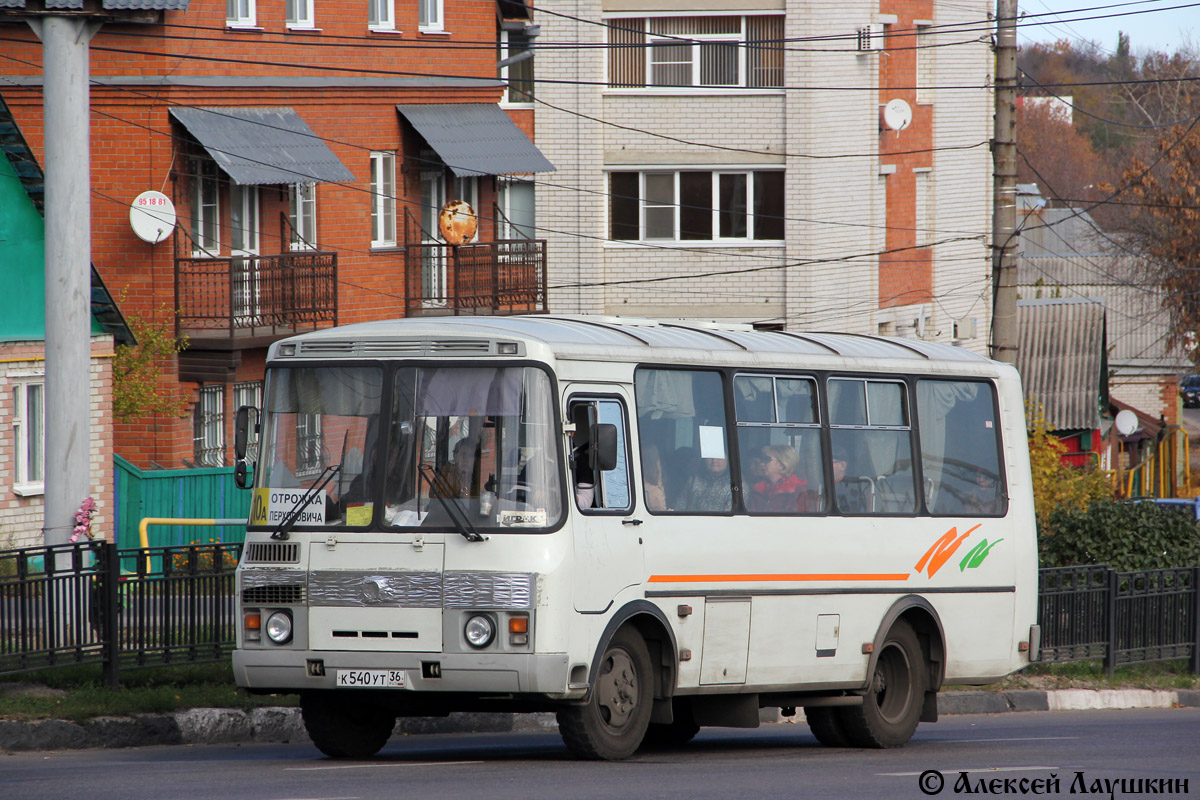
[991,0,1019,364]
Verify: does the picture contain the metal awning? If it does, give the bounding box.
[396,103,555,177]
[170,107,354,186]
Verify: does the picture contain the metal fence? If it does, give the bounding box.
[1037,565,1200,673]
[0,540,241,688]
[2,545,1198,687]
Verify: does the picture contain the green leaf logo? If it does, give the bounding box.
[959,538,1004,571]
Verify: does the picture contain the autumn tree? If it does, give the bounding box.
[112,305,190,420]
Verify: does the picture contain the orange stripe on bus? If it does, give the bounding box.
[646,573,911,583]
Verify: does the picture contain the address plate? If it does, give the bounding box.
[335,669,407,688]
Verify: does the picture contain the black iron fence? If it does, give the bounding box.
[0,540,241,688]
[2,544,1197,687]
[1037,565,1200,673]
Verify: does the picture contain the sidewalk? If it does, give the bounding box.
[3,688,1198,753]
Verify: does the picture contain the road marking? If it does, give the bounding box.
[939,736,1078,743]
[284,760,483,772]
[880,766,1059,776]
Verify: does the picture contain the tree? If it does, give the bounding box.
[1027,408,1113,538]
[112,305,190,420]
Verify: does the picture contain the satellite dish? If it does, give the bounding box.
[129,190,176,244]
[881,98,913,132]
[438,199,478,245]
[1114,409,1138,437]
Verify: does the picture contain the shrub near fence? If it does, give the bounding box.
[0,540,241,688]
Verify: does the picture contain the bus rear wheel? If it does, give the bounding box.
[300,691,396,759]
[840,620,926,748]
[804,706,853,747]
[557,627,654,760]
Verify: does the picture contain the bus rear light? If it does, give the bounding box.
[508,615,529,646]
[245,612,262,642]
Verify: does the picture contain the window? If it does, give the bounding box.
[418,0,442,31]
[368,0,394,30]
[286,0,314,27]
[370,152,396,247]
[289,182,317,250]
[12,380,44,493]
[191,157,220,257]
[233,381,263,461]
[226,0,255,27]
[828,378,916,514]
[420,171,447,304]
[635,369,731,514]
[497,178,536,240]
[194,385,226,468]
[918,381,1005,516]
[569,398,632,513]
[609,170,784,242]
[501,28,535,103]
[734,375,824,515]
[608,15,783,89]
[230,185,260,326]
[915,170,934,247]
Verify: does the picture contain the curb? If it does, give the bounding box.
[2,689,1197,753]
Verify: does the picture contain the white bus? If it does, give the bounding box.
[232,315,1039,760]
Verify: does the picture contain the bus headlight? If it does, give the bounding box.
[266,611,293,644]
[464,614,495,648]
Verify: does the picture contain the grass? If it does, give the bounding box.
[0,662,297,724]
[948,659,1200,692]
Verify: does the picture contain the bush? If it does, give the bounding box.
[1044,499,1200,571]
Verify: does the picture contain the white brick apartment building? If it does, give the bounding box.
[521,0,994,348]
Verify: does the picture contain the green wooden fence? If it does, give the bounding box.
[114,455,251,549]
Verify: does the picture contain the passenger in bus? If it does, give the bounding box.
[570,429,596,508]
[680,456,732,512]
[832,447,867,513]
[435,437,477,499]
[641,445,668,511]
[964,469,1000,514]
[747,445,808,513]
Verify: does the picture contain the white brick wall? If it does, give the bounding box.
[535,0,993,347]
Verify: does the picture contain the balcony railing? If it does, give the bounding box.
[175,250,338,341]
[403,239,548,316]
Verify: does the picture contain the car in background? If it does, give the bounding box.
[1181,375,1200,407]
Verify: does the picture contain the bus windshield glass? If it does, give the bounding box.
[254,364,562,532]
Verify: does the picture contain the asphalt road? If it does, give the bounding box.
[2,709,1197,800]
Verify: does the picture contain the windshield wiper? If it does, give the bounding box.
[271,463,341,541]
[419,463,487,542]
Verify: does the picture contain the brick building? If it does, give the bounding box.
[0,0,551,471]
[532,0,993,347]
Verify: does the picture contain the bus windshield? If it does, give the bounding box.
[255,364,563,532]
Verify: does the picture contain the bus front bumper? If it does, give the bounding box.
[233,648,572,696]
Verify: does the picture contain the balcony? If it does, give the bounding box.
[175,250,338,349]
[403,211,547,316]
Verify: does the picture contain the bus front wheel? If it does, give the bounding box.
[557,627,654,760]
[300,691,396,759]
[840,620,926,748]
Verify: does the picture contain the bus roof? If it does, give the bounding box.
[271,315,1000,371]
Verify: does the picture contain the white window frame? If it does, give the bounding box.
[286,0,315,29]
[612,169,785,244]
[368,0,394,30]
[192,158,220,258]
[12,379,44,496]
[915,23,934,104]
[914,168,934,247]
[605,14,783,92]
[370,151,396,247]
[418,0,443,32]
[500,28,534,105]
[193,385,226,468]
[226,0,256,28]
[497,177,536,240]
[289,182,317,250]
[648,33,744,89]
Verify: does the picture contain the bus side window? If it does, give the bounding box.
[569,398,632,513]
[917,380,1005,516]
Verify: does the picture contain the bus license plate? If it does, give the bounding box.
[335,669,406,688]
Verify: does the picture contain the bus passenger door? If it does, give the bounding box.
[566,390,643,613]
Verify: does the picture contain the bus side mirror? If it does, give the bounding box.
[234,405,253,461]
[590,423,619,472]
[234,461,250,490]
